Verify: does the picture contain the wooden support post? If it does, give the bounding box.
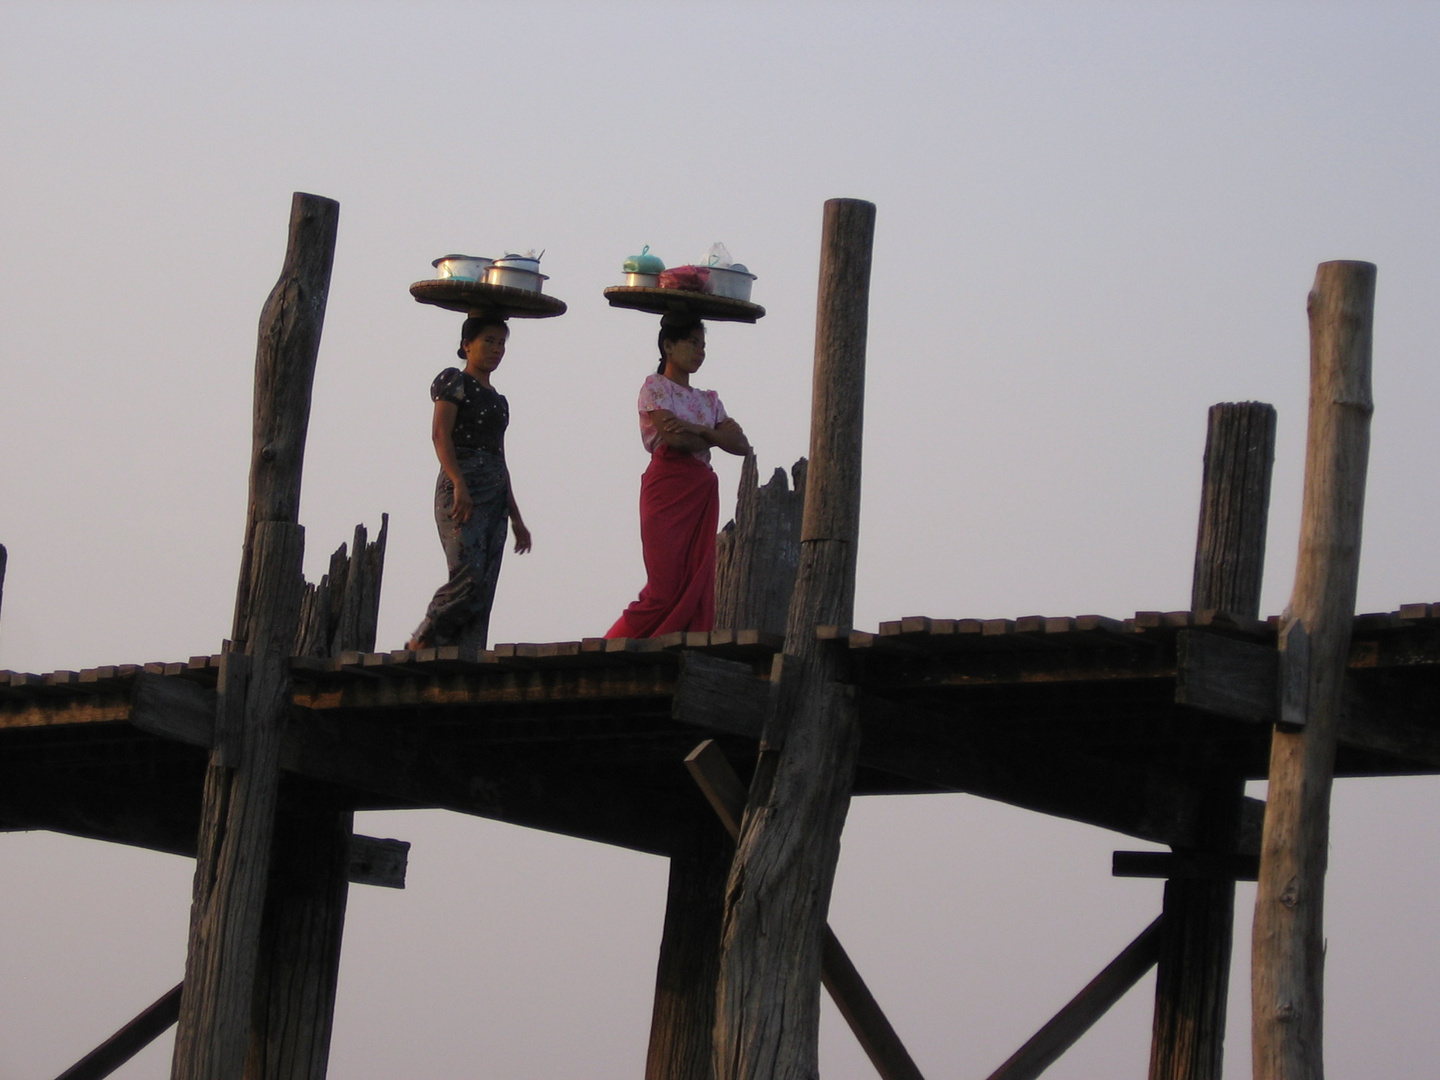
[1251,262,1375,1080]
[1150,402,1276,1080]
[714,197,876,1080]
[645,801,734,1080]
[172,192,338,1080]
[714,456,807,637]
[250,515,387,1080]
[0,542,7,623]
[246,783,355,1080]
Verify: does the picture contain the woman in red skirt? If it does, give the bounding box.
[607,315,750,638]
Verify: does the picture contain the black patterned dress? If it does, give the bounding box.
[410,367,511,648]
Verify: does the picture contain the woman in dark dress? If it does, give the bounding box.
[409,316,531,649]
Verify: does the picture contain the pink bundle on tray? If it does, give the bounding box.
[658,265,709,292]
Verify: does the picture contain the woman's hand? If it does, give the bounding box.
[506,479,532,554]
[511,517,532,554]
[712,417,751,456]
[450,480,474,524]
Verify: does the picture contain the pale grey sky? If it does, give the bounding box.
[3,4,1440,1078]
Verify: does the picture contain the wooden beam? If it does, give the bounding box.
[686,741,925,1080]
[671,656,1264,852]
[857,692,1255,852]
[1252,260,1375,1080]
[984,917,1164,1080]
[346,834,409,889]
[1177,631,1440,767]
[672,651,769,737]
[1174,630,1276,725]
[1113,851,1259,882]
[56,982,183,1080]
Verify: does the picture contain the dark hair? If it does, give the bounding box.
[656,314,704,374]
[458,315,509,359]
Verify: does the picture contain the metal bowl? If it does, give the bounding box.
[484,265,548,293]
[432,254,493,282]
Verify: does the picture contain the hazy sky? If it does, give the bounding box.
[4,4,1440,1078]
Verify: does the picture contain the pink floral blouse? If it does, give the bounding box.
[637,373,729,462]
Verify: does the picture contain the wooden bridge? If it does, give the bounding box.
[0,194,1404,1080]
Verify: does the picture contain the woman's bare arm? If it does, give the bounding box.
[650,409,752,456]
[431,400,472,522]
[648,409,712,453]
[505,471,532,553]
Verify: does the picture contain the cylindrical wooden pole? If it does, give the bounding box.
[644,807,732,1080]
[1251,261,1375,1080]
[173,192,339,1080]
[714,197,876,1080]
[1150,402,1277,1080]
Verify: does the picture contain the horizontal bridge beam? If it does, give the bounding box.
[672,652,1261,852]
[1176,629,1440,767]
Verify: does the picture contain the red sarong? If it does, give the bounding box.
[606,445,719,638]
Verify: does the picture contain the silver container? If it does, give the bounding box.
[706,265,756,301]
[625,272,660,288]
[433,254,493,282]
[484,264,547,292]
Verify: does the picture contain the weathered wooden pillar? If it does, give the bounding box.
[246,783,355,1080]
[1251,261,1375,1080]
[714,197,875,1080]
[0,543,7,623]
[1149,402,1276,1080]
[714,456,807,637]
[645,800,734,1080]
[172,192,339,1080]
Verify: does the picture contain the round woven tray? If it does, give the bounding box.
[410,279,567,319]
[603,286,766,324]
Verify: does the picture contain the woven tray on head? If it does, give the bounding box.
[410,279,567,319]
[603,286,766,324]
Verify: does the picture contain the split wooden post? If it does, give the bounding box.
[1251,261,1375,1080]
[714,197,876,1080]
[714,456,807,636]
[171,192,338,1080]
[1150,402,1277,1080]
